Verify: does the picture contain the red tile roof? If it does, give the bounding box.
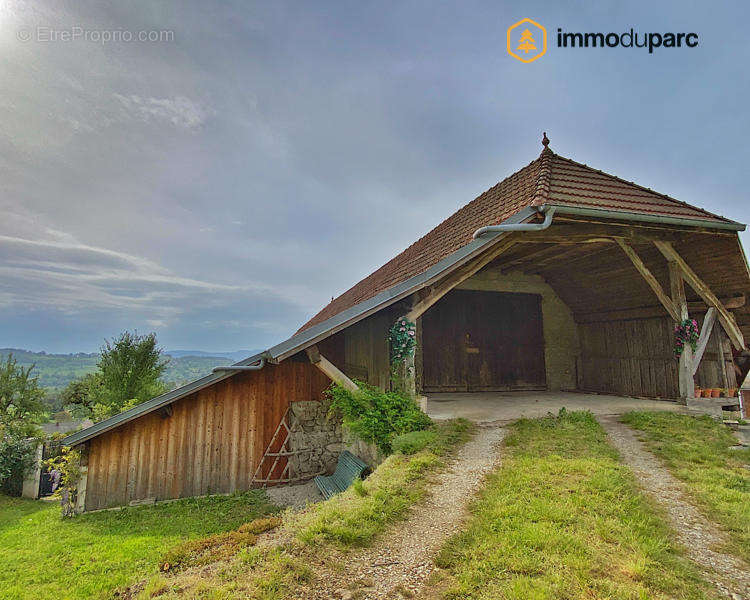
[299,145,732,332]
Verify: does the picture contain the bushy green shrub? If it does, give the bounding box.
[326,382,432,454]
[391,430,438,455]
[0,433,38,496]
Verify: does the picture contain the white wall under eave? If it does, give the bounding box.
[457,268,580,391]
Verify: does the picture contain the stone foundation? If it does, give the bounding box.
[288,400,343,479]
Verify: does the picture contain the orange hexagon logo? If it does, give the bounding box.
[507,18,547,63]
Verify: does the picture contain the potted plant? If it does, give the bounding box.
[728,388,738,398]
[694,385,702,398]
[702,388,712,398]
[711,388,721,398]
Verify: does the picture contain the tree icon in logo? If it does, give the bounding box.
[507,18,547,63]
[517,29,537,54]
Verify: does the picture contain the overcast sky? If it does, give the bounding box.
[1,1,748,353]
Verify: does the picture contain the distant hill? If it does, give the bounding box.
[165,349,259,362]
[0,348,261,392]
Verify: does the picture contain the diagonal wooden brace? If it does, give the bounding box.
[616,239,680,321]
[654,241,745,350]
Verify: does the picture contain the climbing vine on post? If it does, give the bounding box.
[44,446,82,518]
[673,318,699,357]
[389,317,417,366]
[389,317,417,395]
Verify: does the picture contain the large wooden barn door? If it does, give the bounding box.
[421,290,546,392]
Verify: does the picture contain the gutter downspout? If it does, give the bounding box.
[473,206,556,239]
[212,358,266,373]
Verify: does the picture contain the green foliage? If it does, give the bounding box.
[391,430,437,455]
[96,331,169,416]
[389,317,416,365]
[43,446,83,517]
[622,411,750,562]
[0,489,278,600]
[432,410,714,600]
[0,354,46,434]
[326,382,432,453]
[0,354,44,495]
[0,435,38,496]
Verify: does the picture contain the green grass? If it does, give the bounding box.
[0,490,278,600]
[143,419,474,599]
[431,410,716,600]
[622,411,750,562]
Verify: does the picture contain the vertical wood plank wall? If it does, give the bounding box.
[317,309,392,390]
[578,317,680,398]
[84,360,331,511]
[578,316,732,398]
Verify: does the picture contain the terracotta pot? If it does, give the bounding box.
[702,389,712,398]
[710,388,721,398]
[694,387,702,397]
[728,388,737,398]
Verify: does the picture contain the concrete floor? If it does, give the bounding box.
[425,391,685,423]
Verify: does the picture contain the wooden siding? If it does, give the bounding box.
[84,360,330,511]
[578,317,679,398]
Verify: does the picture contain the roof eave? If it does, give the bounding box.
[545,203,746,231]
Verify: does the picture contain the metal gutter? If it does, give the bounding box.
[212,358,265,373]
[543,204,746,232]
[473,206,556,238]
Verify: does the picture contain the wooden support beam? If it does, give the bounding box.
[616,239,680,321]
[654,241,745,350]
[405,237,516,321]
[305,346,359,392]
[667,257,693,399]
[575,294,744,324]
[691,307,717,375]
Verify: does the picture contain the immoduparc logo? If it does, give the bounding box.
[507,18,547,63]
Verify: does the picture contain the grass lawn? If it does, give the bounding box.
[141,419,474,599]
[622,411,750,563]
[0,490,278,600]
[429,410,716,600]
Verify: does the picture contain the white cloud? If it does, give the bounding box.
[113,94,213,130]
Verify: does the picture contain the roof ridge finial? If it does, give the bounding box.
[542,131,550,148]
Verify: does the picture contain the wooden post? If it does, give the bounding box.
[669,261,693,400]
[692,307,717,375]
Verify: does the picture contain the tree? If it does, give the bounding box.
[517,28,536,54]
[61,372,103,419]
[0,354,46,435]
[0,355,44,494]
[94,331,169,420]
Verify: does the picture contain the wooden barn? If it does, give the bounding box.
[64,136,750,511]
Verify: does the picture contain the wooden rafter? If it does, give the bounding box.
[306,345,359,392]
[692,307,717,375]
[405,237,516,321]
[616,239,680,321]
[654,241,745,350]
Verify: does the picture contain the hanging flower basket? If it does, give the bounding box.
[389,317,416,366]
[673,318,699,357]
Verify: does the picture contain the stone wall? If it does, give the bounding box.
[287,400,344,480]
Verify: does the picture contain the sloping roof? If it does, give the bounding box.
[300,145,736,331]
